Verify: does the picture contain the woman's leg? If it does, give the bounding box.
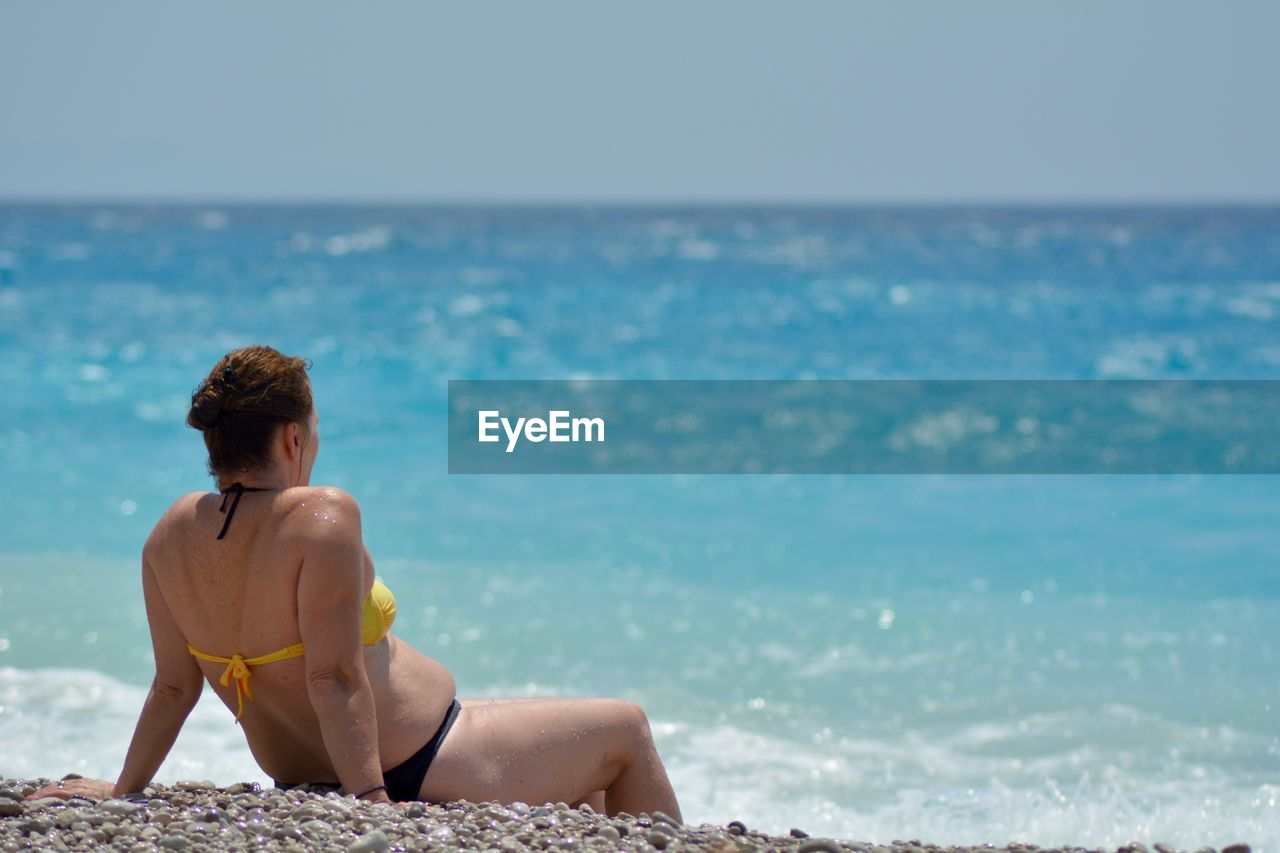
[418,697,681,822]
[457,698,608,812]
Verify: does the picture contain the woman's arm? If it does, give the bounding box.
[113,543,205,796]
[295,489,391,804]
[25,540,201,803]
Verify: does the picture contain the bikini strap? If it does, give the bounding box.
[216,482,277,540]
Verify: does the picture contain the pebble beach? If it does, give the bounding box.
[0,777,1255,853]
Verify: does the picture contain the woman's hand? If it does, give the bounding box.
[25,777,116,802]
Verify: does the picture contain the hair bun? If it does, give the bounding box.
[187,383,226,431]
[189,346,313,478]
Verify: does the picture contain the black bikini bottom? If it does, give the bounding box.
[274,697,462,802]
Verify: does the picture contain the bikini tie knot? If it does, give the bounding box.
[218,654,255,723]
[224,654,252,686]
[215,482,275,540]
[217,482,247,540]
[218,482,245,510]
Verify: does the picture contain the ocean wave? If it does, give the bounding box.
[663,714,1278,848]
[0,666,266,786]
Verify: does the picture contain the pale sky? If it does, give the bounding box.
[2,1,1277,202]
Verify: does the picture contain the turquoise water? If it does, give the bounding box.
[0,204,1278,848]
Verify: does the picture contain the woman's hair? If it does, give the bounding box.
[187,345,313,477]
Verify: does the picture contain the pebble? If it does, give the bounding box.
[647,829,673,849]
[26,798,65,809]
[1222,846,1251,853]
[798,840,845,853]
[348,828,390,852]
[0,775,1184,853]
[101,798,142,817]
[292,803,327,821]
[17,817,49,835]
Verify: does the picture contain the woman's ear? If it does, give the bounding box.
[282,421,302,460]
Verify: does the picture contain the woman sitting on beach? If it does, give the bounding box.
[29,345,682,818]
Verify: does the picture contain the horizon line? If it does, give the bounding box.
[1,194,1278,210]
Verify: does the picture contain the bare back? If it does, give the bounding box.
[146,485,456,784]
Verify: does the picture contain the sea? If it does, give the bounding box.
[0,204,1277,849]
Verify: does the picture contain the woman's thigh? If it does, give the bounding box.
[455,696,546,707]
[418,696,645,806]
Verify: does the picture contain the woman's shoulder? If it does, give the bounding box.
[278,485,360,513]
[160,486,359,515]
[149,486,360,532]
[142,491,210,559]
[276,486,363,538]
[151,491,209,532]
[145,486,362,554]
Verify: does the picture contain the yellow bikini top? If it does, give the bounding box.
[187,578,397,722]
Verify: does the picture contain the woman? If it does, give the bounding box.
[29,345,682,819]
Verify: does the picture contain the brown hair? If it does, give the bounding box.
[187,345,313,478]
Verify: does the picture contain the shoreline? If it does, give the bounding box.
[0,777,1253,853]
